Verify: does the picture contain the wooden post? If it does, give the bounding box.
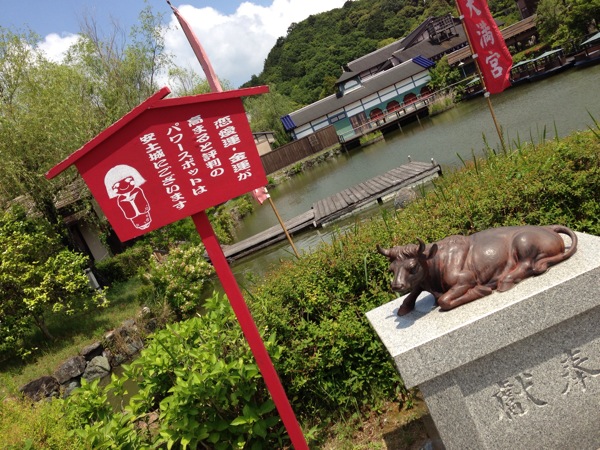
[268,197,300,258]
[455,1,507,151]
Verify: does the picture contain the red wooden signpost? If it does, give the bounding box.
[46,85,309,448]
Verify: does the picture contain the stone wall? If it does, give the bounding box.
[19,310,154,401]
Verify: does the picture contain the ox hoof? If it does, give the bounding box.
[497,281,515,292]
[397,305,414,316]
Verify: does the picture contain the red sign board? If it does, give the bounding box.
[47,83,309,449]
[47,86,269,241]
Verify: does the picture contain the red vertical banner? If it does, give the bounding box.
[167,1,222,93]
[457,0,512,94]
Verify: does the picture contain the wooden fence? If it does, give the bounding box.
[260,125,339,174]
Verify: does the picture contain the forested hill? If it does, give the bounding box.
[243,0,517,106]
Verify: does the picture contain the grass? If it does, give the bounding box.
[321,398,430,449]
[428,91,456,116]
[0,395,82,449]
[0,278,144,395]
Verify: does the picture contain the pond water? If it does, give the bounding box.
[230,64,600,282]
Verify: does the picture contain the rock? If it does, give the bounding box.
[62,379,81,398]
[138,307,157,333]
[104,325,144,362]
[19,376,60,401]
[120,331,144,356]
[82,356,111,381]
[138,306,152,318]
[103,348,127,368]
[54,355,87,384]
[80,341,104,361]
[121,319,136,329]
[143,317,158,333]
[394,187,417,209]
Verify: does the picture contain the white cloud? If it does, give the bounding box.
[37,33,80,62]
[164,0,347,87]
[35,1,348,88]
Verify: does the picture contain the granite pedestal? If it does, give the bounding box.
[367,232,600,450]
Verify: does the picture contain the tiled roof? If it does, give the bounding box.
[290,59,430,125]
[336,17,468,84]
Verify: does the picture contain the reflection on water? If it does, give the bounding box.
[232,64,600,282]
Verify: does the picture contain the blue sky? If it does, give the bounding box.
[1,0,347,87]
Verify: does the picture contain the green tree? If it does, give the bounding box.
[244,88,300,147]
[0,28,98,227]
[66,4,171,126]
[535,0,570,45]
[0,4,172,232]
[427,55,462,90]
[536,0,600,46]
[0,208,107,360]
[565,0,600,37]
[167,66,232,96]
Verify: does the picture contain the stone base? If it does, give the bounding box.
[367,232,600,450]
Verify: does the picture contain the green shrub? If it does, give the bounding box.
[64,377,144,449]
[94,244,153,284]
[66,293,288,449]
[249,129,600,424]
[138,244,215,319]
[0,208,108,361]
[140,217,201,253]
[250,221,408,421]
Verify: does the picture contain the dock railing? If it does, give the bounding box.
[338,94,435,143]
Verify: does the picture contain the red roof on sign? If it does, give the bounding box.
[46,85,269,180]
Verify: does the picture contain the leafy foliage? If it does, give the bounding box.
[94,244,153,285]
[65,293,288,449]
[536,0,600,46]
[0,208,108,360]
[249,223,409,420]
[0,5,171,232]
[138,244,215,319]
[427,56,462,91]
[244,89,301,147]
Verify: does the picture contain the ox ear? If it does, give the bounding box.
[416,238,437,260]
[427,243,438,260]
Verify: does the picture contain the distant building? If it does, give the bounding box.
[253,131,276,155]
[516,0,539,18]
[281,15,469,142]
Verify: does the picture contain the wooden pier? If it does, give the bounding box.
[221,161,442,261]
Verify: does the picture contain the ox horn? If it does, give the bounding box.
[416,238,426,255]
[376,244,391,257]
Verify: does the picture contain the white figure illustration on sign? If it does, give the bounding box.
[104,165,152,230]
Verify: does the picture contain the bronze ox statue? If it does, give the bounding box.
[377,225,578,316]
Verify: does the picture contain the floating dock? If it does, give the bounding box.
[221,161,442,261]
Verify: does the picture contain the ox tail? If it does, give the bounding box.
[547,225,578,259]
[534,225,578,273]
